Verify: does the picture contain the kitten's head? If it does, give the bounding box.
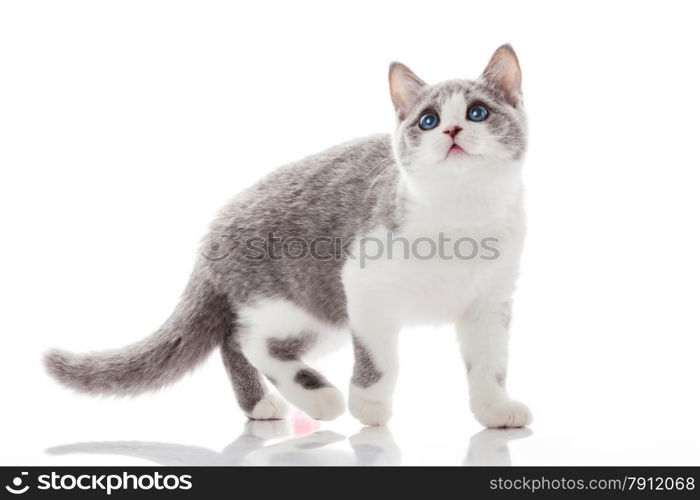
[389,45,526,176]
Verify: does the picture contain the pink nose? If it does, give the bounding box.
[443,125,463,138]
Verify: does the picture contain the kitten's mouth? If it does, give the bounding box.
[446,143,466,158]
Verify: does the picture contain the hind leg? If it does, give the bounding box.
[221,333,289,420]
[237,299,346,421]
[240,333,345,421]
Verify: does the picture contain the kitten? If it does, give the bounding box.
[45,44,532,428]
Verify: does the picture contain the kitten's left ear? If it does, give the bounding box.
[480,44,522,107]
[389,62,427,120]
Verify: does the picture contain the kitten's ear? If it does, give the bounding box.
[389,62,427,120]
[480,44,522,107]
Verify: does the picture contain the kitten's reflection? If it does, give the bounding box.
[47,421,531,466]
[47,420,401,466]
[463,428,533,466]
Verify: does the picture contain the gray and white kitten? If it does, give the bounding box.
[46,45,532,428]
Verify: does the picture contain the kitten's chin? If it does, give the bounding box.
[399,152,517,177]
[447,151,483,162]
[443,150,521,167]
[441,151,486,167]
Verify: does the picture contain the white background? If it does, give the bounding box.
[1,0,699,466]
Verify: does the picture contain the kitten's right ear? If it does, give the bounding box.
[389,62,427,120]
[480,44,522,107]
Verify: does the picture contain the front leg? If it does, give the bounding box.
[348,315,400,426]
[456,301,532,428]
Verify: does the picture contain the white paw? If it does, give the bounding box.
[295,386,346,421]
[247,393,290,420]
[349,395,392,426]
[473,400,533,428]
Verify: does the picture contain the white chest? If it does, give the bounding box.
[342,166,525,325]
[342,219,523,325]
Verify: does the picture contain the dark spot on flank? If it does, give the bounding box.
[294,369,327,390]
[267,334,314,361]
[496,372,506,387]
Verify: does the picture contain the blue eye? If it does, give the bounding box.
[418,111,440,130]
[467,105,489,122]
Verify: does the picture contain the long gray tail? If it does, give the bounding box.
[44,274,232,395]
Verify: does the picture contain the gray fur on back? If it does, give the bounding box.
[203,134,401,324]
